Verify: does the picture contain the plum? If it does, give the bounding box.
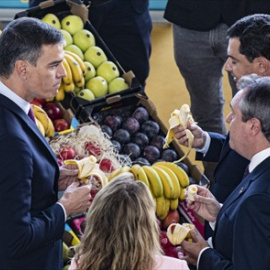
[131,132,149,149]
[175,161,190,175]
[103,114,122,131]
[111,139,122,153]
[122,142,141,161]
[122,117,140,135]
[140,120,160,139]
[113,128,131,145]
[150,135,166,151]
[161,149,178,162]
[142,145,160,164]
[132,106,149,124]
[133,157,151,166]
[101,124,113,137]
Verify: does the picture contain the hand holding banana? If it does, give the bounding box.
[164,104,196,162]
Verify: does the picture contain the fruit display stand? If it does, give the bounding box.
[14,0,141,103]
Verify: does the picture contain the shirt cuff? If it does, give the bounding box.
[56,202,67,221]
[197,247,211,269]
[195,132,211,155]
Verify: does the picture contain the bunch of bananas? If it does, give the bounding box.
[51,50,86,102]
[107,161,190,220]
[31,104,55,137]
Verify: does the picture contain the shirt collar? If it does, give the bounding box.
[0,80,30,114]
[249,147,270,173]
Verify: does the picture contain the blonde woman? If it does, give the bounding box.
[69,172,189,270]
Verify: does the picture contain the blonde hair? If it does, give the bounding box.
[74,172,162,270]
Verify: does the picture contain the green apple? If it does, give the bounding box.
[86,76,108,98]
[84,46,107,68]
[97,61,120,83]
[73,29,96,52]
[109,77,129,94]
[61,15,84,35]
[41,13,61,29]
[84,61,96,81]
[65,44,84,60]
[77,88,96,101]
[60,29,73,48]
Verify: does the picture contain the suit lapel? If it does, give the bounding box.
[0,95,58,165]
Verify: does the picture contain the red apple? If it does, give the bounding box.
[43,102,63,121]
[30,99,42,107]
[53,119,69,132]
[159,230,179,258]
[60,146,77,160]
[162,210,180,229]
[99,158,115,173]
[85,142,101,157]
[35,98,47,106]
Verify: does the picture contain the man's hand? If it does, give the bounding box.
[58,182,92,217]
[173,122,207,149]
[186,185,221,222]
[179,230,210,266]
[58,164,79,191]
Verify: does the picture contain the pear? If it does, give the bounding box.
[65,44,84,60]
[61,15,84,35]
[60,29,73,48]
[73,29,95,52]
[42,13,61,29]
[97,61,120,83]
[84,61,96,81]
[109,77,129,94]
[84,46,107,68]
[86,76,108,98]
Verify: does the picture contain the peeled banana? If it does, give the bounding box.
[164,104,196,163]
[32,104,55,137]
[187,184,198,201]
[64,156,108,187]
[167,223,192,246]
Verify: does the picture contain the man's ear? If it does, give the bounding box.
[256,56,270,75]
[15,60,27,79]
[249,118,261,136]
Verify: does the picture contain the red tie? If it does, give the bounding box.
[28,107,36,123]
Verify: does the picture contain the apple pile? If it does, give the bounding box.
[92,104,183,166]
[41,13,130,102]
[31,98,70,133]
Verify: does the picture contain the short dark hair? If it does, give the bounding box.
[240,77,270,141]
[227,14,270,62]
[0,17,63,78]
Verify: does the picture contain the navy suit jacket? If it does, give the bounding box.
[0,95,65,269]
[199,156,270,269]
[197,132,249,203]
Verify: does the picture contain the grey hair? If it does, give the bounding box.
[239,77,270,141]
[236,73,262,90]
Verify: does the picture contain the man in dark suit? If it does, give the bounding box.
[0,17,92,269]
[180,77,270,269]
[29,0,152,87]
[164,0,270,181]
[174,14,270,204]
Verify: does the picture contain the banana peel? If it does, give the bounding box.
[64,156,108,187]
[164,104,196,163]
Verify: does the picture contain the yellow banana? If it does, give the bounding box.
[32,104,55,137]
[153,164,180,199]
[65,50,86,76]
[130,164,150,188]
[152,166,174,199]
[55,82,65,101]
[161,197,171,220]
[155,195,166,220]
[64,53,84,87]
[106,166,131,182]
[154,161,190,188]
[142,165,163,197]
[35,118,45,136]
[63,81,75,92]
[164,104,196,162]
[170,198,179,210]
[62,57,73,85]
[179,187,186,200]
[46,97,55,102]
[65,156,107,186]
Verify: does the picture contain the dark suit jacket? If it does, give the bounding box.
[199,156,270,269]
[164,0,270,31]
[197,132,249,203]
[0,95,65,269]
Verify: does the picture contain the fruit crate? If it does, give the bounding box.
[69,87,207,185]
[14,0,141,101]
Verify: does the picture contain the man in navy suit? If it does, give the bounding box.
[0,17,92,269]
[180,77,270,269]
[175,14,270,204]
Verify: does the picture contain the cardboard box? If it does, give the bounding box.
[14,0,141,103]
[69,88,205,183]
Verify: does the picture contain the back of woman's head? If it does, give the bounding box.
[76,172,162,270]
